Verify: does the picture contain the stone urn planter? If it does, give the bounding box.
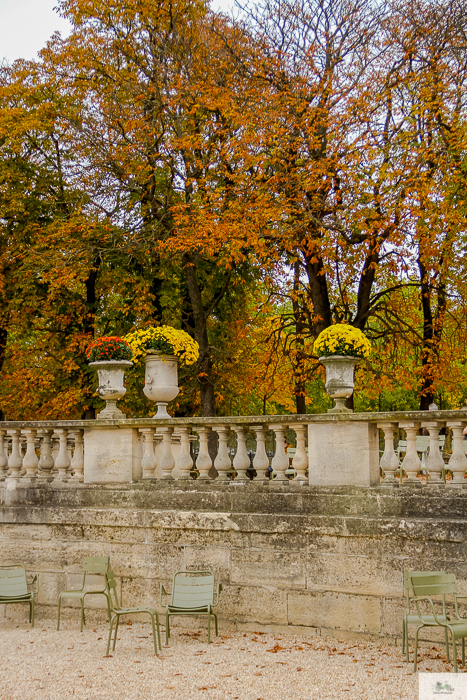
[320,355,359,413]
[89,360,133,419]
[143,352,179,418]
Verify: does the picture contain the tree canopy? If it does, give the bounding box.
[1,0,467,419]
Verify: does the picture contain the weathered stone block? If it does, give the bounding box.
[217,584,288,625]
[308,421,380,486]
[306,552,402,596]
[231,548,306,588]
[83,426,141,483]
[183,546,231,581]
[288,590,382,634]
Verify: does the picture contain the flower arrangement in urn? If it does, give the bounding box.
[124,326,199,417]
[86,336,133,419]
[124,326,199,365]
[313,324,371,413]
[313,324,371,359]
[85,336,133,363]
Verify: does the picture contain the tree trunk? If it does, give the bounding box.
[418,257,435,410]
[183,254,216,417]
[0,323,8,420]
[81,257,102,419]
[292,260,307,414]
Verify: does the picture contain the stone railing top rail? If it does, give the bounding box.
[1,408,467,430]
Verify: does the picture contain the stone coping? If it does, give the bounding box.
[1,408,467,429]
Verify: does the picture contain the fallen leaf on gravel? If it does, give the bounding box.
[267,644,283,653]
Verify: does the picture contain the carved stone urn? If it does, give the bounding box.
[143,352,179,418]
[320,355,359,413]
[89,360,133,419]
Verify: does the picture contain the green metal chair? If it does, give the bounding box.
[160,570,222,645]
[105,570,161,655]
[403,570,448,662]
[57,556,111,631]
[411,573,467,672]
[0,563,38,627]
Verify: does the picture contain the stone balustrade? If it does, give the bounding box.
[1,409,467,487]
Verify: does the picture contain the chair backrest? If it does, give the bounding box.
[171,570,215,609]
[411,572,457,598]
[83,556,109,574]
[0,564,29,598]
[105,570,120,611]
[404,570,445,610]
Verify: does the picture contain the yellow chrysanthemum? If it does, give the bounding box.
[313,324,371,359]
[124,326,199,365]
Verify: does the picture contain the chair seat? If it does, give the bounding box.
[167,605,210,613]
[405,613,447,626]
[0,593,33,601]
[116,606,158,615]
[59,589,105,598]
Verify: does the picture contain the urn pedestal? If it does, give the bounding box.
[143,353,179,418]
[89,360,133,419]
[320,355,359,413]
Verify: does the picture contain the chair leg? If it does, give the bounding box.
[452,635,458,673]
[155,613,162,651]
[106,616,115,656]
[165,612,170,646]
[105,593,112,622]
[31,600,34,628]
[402,618,405,656]
[80,599,85,632]
[113,616,120,651]
[414,626,421,672]
[57,596,62,631]
[207,613,211,644]
[214,613,218,637]
[150,614,158,655]
[445,627,450,661]
[462,637,465,667]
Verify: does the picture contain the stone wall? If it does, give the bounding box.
[1,482,466,643]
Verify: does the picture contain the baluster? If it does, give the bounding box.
[194,427,212,480]
[378,422,400,484]
[399,422,421,483]
[289,424,308,483]
[140,428,158,479]
[38,429,55,481]
[250,425,269,482]
[51,435,60,474]
[269,424,288,481]
[231,426,249,481]
[213,426,231,481]
[54,429,71,481]
[69,430,84,482]
[0,430,7,480]
[159,427,175,479]
[422,421,445,482]
[447,421,467,485]
[19,435,27,475]
[7,430,23,481]
[20,429,38,483]
[175,427,193,480]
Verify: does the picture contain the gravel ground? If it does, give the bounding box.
[0,618,463,700]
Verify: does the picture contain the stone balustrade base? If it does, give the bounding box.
[1,481,467,643]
